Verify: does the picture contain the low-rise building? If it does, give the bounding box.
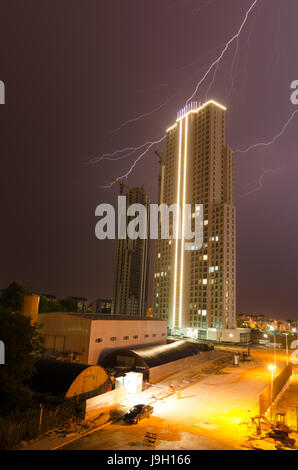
[39,312,167,365]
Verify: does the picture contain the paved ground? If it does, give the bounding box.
[59,348,290,450]
[25,346,296,450]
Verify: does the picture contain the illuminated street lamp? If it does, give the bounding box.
[267,331,277,377]
[268,365,276,421]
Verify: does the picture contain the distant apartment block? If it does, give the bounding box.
[112,186,150,316]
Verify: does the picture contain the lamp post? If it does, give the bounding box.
[268,365,276,421]
[274,333,277,377]
[285,333,289,366]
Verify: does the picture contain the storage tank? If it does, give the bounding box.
[22,294,40,323]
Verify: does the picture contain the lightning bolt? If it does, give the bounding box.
[111,42,225,134]
[205,60,220,100]
[101,1,260,184]
[235,109,298,154]
[97,0,295,190]
[240,168,278,198]
[85,139,162,165]
[228,36,240,94]
[186,0,259,104]
[110,91,180,134]
[102,135,166,189]
[240,162,298,198]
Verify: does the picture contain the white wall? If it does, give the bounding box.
[88,319,167,364]
[85,386,127,420]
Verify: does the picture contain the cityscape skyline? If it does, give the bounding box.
[1,1,298,453]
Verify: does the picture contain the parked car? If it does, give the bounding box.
[124,404,154,424]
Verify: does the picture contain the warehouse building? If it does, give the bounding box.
[39,312,167,365]
[101,339,216,382]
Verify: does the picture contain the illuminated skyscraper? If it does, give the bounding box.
[112,186,150,316]
[153,100,237,341]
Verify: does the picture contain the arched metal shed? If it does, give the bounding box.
[30,359,110,399]
[101,340,206,373]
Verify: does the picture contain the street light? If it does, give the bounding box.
[268,365,276,421]
[284,333,289,366]
[274,333,277,376]
[268,331,277,377]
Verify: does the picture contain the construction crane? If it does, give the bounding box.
[154,150,164,165]
[155,151,165,204]
[112,178,131,195]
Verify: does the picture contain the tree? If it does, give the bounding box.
[59,298,78,312]
[0,281,28,312]
[0,306,45,414]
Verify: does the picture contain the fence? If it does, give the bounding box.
[259,364,292,416]
[0,399,84,450]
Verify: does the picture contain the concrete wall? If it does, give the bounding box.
[39,313,91,364]
[88,318,167,364]
[205,328,251,343]
[85,386,127,420]
[149,350,219,383]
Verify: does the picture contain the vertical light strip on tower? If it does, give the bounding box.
[178,114,188,328]
[172,120,183,328]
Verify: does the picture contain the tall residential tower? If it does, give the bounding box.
[112,186,150,316]
[153,100,238,341]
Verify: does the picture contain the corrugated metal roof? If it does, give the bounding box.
[102,340,206,369]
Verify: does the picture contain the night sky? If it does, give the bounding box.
[0,1,298,320]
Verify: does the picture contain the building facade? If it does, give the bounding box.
[39,313,167,365]
[112,186,150,316]
[153,100,237,340]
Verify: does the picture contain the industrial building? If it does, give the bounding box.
[101,339,217,382]
[39,312,167,365]
[153,100,238,341]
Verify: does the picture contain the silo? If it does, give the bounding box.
[22,294,40,323]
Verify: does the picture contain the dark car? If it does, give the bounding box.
[124,404,154,424]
